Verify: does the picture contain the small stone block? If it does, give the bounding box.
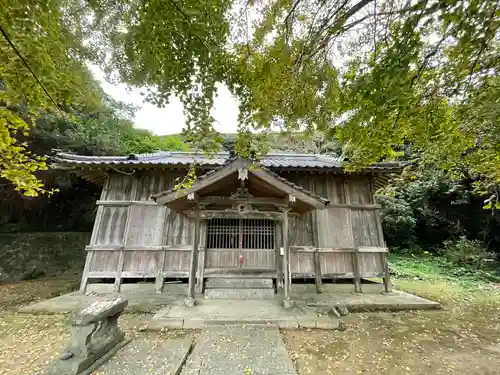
[182,318,205,329]
[184,297,196,307]
[277,319,299,329]
[335,305,349,316]
[298,319,316,329]
[148,318,184,330]
[315,316,340,330]
[282,299,294,309]
[59,351,73,360]
[330,307,341,318]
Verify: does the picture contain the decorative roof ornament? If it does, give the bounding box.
[238,167,248,181]
[231,180,254,198]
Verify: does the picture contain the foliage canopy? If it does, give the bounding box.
[2,0,500,197]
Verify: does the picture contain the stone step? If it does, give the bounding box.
[204,288,275,300]
[180,326,297,375]
[205,278,273,289]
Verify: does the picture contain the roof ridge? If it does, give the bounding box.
[314,154,343,162]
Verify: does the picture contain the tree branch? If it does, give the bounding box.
[167,0,211,52]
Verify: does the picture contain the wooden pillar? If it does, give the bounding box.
[155,250,166,293]
[281,208,293,308]
[309,175,322,293]
[80,177,109,294]
[275,221,284,292]
[371,175,391,293]
[185,210,200,307]
[314,248,322,293]
[343,177,361,293]
[114,249,125,293]
[351,250,362,293]
[381,251,392,293]
[79,249,94,294]
[195,220,207,294]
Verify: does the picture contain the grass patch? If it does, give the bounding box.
[390,253,500,310]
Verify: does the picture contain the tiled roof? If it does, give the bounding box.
[50,150,399,171]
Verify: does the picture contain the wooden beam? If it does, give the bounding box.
[96,200,158,206]
[327,203,381,209]
[153,159,246,205]
[251,168,327,210]
[85,245,192,251]
[184,210,285,220]
[199,196,285,206]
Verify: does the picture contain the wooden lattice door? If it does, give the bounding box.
[205,218,276,270]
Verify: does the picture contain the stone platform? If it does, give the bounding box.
[18,283,440,331]
[149,299,340,330]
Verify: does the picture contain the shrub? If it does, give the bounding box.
[440,236,495,270]
[377,195,417,249]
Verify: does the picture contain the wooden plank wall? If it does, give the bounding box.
[284,172,388,283]
[80,168,390,293]
[81,169,202,292]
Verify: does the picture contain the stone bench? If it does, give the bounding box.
[45,297,128,375]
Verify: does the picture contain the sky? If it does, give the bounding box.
[90,65,239,135]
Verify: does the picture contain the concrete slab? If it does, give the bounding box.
[180,325,297,375]
[292,282,385,294]
[295,290,441,311]
[97,333,193,375]
[86,283,188,295]
[149,299,343,330]
[18,283,439,316]
[18,291,183,314]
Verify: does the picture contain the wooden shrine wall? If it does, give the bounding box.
[283,172,387,283]
[81,169,205,292]
[80,168,389,293]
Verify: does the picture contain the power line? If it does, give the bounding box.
[0,23,134,176]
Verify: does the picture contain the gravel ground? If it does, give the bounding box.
[283,309,500,375]
[0,312,158,375]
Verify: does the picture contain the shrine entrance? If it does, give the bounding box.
[152,158,328,307]
[206,218,276,271]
